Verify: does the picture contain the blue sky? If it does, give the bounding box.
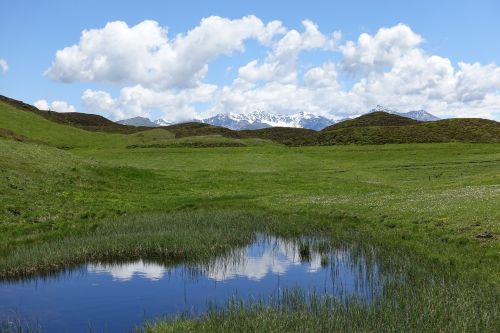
[1,0,499,121]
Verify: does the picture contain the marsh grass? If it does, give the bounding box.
[0,210,272,279]
[143,276,498,332]
[0,317,41,333]
[140,235,498,332]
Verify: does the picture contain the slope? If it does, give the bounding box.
[324,111,420,130]
[319,116,500,144]
[0,95,145,134]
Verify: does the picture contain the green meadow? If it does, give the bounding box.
[1,100,499,331]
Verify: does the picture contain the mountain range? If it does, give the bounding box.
[116,107,440,130]
[202,111,335,130]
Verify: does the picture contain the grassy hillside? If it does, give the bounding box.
[165,122,241,138]
[0,95,146,134]
[239,127,319,146]
[319,116,500,144]
[0,99,145,148]
[326,111,420,129]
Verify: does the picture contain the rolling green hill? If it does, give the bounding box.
[319,115,500,144]
[165,122,241,138]
[0,95,146,134]
[239,127,319,146]
[325,111,420,130]
[0,98,142,148]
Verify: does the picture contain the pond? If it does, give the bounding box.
[0,235,385,332]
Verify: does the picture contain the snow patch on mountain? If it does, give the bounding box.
[154,118,173,126]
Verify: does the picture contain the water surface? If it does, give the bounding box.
[0,235,384,332]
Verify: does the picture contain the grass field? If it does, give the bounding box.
[1,99,499,331]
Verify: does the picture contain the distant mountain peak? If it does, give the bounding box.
[154,118,173,126]
[372,105,396,113]
[370,105,439,122]
[117,116,159,127]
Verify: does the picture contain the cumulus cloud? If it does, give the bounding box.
[0,58,8,73]
[238,20,340,84]
[34,99,77,113]
[211,23,500,120]
[340,23,423,74]
[304,62,339,88]
[44,18,500,121]
[82,83,217,121]
[45,16,285,89]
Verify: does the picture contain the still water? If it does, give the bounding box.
[0,235,384,332]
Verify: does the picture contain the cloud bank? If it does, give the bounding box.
[45,17,500,121]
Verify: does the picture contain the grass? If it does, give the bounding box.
[0,100,141,148]
[127,134,275,148]
[0,94,145,134]
[1,99,499,331]
[0,210,272,279]
[144,283,497,332]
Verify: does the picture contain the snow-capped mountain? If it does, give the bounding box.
[202,111,335,130]
[370,105,439,121]
[154,118,173,126]
[396,110,440,121]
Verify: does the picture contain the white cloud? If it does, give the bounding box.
[46,17,285,90]
[0,58,8,73]
[304,62,339,88]
[455,62,500,103]
[82,83,217,121]
[340,23,423,74]
[345,38,500,119]
[34,99,50,110]
[238,20,340,84]
[89,260,166,281]
[47,18,500,121]
[34,99,77,113]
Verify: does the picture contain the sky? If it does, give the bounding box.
[1,0,499,121]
